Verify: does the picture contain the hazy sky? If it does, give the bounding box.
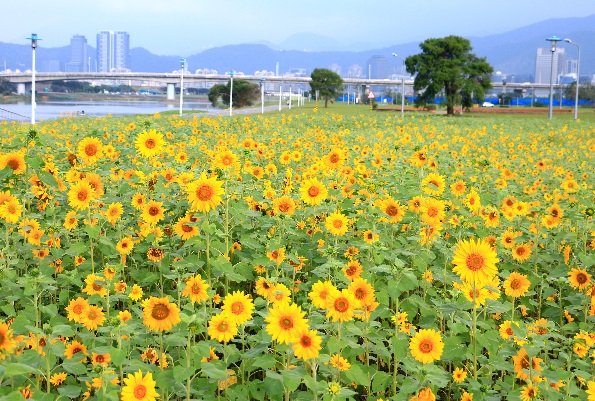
[4,0,595,55]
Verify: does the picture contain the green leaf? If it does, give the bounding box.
[344,364,369,386]
[200,360,229,380]
[37,170,58,187]
[281,368,304,392]
[110,347,127,366]
[251,354,278,370]
[86,225,100,240]
[0,166,13,183]
[65,242,89,256]
[371,371,391,393]
[57,385,82,399]
[3,363,40,377]
[173,366,196,381]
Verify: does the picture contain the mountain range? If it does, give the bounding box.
[1,14,594,80]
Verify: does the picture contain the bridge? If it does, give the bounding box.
[0,72,561,100]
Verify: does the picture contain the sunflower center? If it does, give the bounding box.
[521,356,529,369]
[419,339,433,353]
[300,335,312,347]
[7,159,20,171]
[354,288,366,300]
[510,278,521,290]
[329,154,340,163]
[83,144,99,158]
[148,206,160,216]
[96,355,105,363]
[271,250,279,259]
[92,283,103,292]
[427,207,438,217]
[88,311,97,320]
[465,253,485,271]
[182,224,193,233]
[151,303,170,321]
[386,205,399,216]
[280,317,293,330]
[145,139,156,149]
[231,302,244,315]
[308,186,320,197]
[134,384,147,399]
[332,219,343,229]
[77,190,88,201]
[334,297,349,313]
[279,202,290,213]
[196,184,214,201]
[191,284,201,294]
[217,322,228,332]
[72,346,82,354]
[73,304,83,314]
[577,273,587,284]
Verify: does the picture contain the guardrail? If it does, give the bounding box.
[0,107,28,122]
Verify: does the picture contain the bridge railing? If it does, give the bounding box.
[0,107,29,122]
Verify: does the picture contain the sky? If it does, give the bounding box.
[4,0,595,56]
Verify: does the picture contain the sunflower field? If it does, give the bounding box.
[0,108,594,401]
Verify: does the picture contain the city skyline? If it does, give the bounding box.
[4,1,595,56]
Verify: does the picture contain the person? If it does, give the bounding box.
[80,110,85,115]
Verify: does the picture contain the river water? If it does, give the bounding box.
[0,100,216,122]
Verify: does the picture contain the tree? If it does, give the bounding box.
[208,79,260,108]
[564,82,595,103]
[0,78,15,95]
[405,36,493,115]
[309,68,343,108]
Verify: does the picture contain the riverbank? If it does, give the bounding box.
[1,92,209,104]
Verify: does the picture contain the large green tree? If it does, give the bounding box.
[208,78,260,108]
[405,35,493,115]
[309,68,343,108]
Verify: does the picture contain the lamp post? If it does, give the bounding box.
[564,38,580,120]
[260,77,265,114]
[229,71,234,116]
[546,36,562,120]
[391,53,405,116]
[27,33,41,125]
[179,58,185,116]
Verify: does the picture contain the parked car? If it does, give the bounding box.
[482,102,494,108]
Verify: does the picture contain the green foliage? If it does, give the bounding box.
[309,68,343,108]
[564,82,595,103]
[208,78,260,108]
[405,35,493,115]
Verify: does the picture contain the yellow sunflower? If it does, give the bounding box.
[121,370,159,401]
[142,296,181,332]
[420,197,445,227]
[503,272,530,298]
[0,321,16,352]
[63,340,87,359]
[80,305,105,331]
[186,172,224,213]
[272,195,297,216]
[342,260,363,282]
[348,278,376,307]
[309,280,337,309]
[299,177,328,206]
[0,196,22,224]
[0,152,26,174]
[142,200,165,225]
[76,137,103,164]
[116,237,134,255]
[265,301,309,345]
[181,275,210,304]
[452,237,499,286]
[513,348,542,381]
[568,267,591,291]
[409,387,436,401]
[421,173,446,196]
[511,243,532,262]
[81,274,107,297]
[207,313,238,343]
[409,328,444,364]
[325,210,349,236]
[519,384,538,401]
[174,214,200,240]
[450,180,467,197]
[135,129,165,158]
[105,202,124,225]
[375,196,405,223]
[452,367,467,383]
[221,290,255,326]
[326,288,360,322]
[67,180,96,210]
[291,328,322,360]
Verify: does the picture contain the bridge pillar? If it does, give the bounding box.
[166,83,175,100]
[17,83,26,95]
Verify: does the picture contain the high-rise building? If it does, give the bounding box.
[534,47,566,84]
[366,55,389,79]
[65,34,88,72]
[97,31,130,72]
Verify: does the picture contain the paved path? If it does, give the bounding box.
[203,104,293,116]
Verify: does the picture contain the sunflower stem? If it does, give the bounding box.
[472,282,478,381]
[88,207,95,274]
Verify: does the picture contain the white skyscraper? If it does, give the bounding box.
[97,31,130,72]
[534,47,566,84]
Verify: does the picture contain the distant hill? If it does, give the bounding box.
[1,14,594,78]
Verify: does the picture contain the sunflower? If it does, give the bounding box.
[255,277,276,299]
[212,148,238,170]
[343,260,363,282]
[460,391,473,401]
[67,180,96,210]
[128,284,144,301]
[452,367,467,383]
[174,214,200,240]
[299,177,328,206]
[91,352,111,366]
[267,247,286,264]
[501,230,521,249]
[265,301,309,345]
[291,328,322,360]
[147,247,164,262]
[49,372,67,386]
[268,283,292,304]
[0,196,22,224]
[309,280,336,309]
[587,381,595,400]
[519,384,538,401]
[503,272,530,298]
[121,370,159,401]
[452,238,499,286]
[375,196,405,223]
[135,129,165,158]
[105,202,124,225]
[65,297,89,323]
[0,151,26,174]
[422,173,446,196]
[512,348,542,381]
[328,354,351,371]
[409,328,444,364]
[450,180,466,197]
[77,137,103,164]
[80,304,106,331]
[131,193,145,210]
[511,243,532,262]
[325,210,349,236]
[362,230,378,244]
[348,278,376,307]
[420,197,445,226]
[186,172,224,213]
[324,148,345,170]
[207,313,238,343]
[326,288,360,323]
[181,275,210,304]
[81,274,107,297]
[142,200,165,225]
[569,267,591,291]
[63,340,88,359]
[221,290,255,326]
[0,321,15,352]
[116,237,134,255]
[408,387,436,401]
[272,195,297,216]
[464,190,481,213]
[142,296,181,332]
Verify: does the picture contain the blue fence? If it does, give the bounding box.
[337,95,593,107]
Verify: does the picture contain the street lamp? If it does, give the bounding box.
[564,38,580,120]
[27,33,41,125]
[391,53,405,116]
[260,77,265,114]
[179,58,186,116]
[229,71,234,116]
[546,36,562,120]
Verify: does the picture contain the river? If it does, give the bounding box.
[0,100,217,122]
